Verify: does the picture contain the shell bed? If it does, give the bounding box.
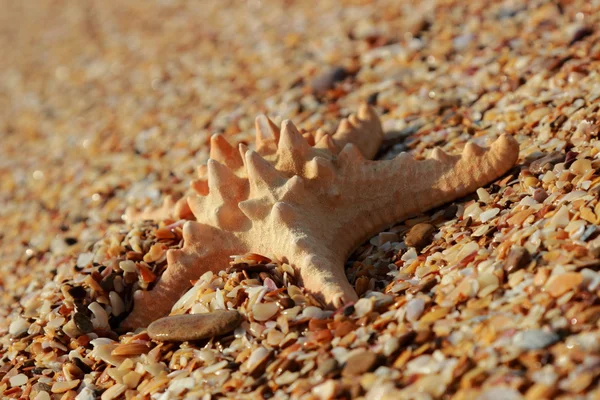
[2,0,600,399]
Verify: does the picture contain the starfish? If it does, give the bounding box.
[122,105,519,329]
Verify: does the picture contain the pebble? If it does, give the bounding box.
[533,188,548,203]
[341,351,378,377]
[569,158,592,175]
[524,176,539,187]
[73,312,94,334]
[404,223,436,249]
[310,66,347,93]
[443,204,458,219]
[67,286,87,299]
[529,151,564,174]
[544,272,583,297]
[147,310,242,341]
[277,298,295,309]
[503,247,531,273]
[513,330,559,350]
[564,151,579,168]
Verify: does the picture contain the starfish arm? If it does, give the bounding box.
[297,253,358,308]
[330,134,520,255]
[121,221,247,328]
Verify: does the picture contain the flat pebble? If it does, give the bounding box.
[404,223,436,249]
[147,310,242,341]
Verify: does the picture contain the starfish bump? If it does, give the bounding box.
[122,106,519,329]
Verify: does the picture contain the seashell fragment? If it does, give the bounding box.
[147,310,242,342]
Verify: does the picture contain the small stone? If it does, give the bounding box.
[513,330,559,350]
[443,204,458,220]
[342,351,378,377]
[504,247,531,273]
[580,225,596,242]
[277,298,295,309]
[310,67,347,93]
[569,158,592,175]
[564,151,579,168]
[73,312,94,334]
[147,310,242,341]
[529,151,563,174]
[544,272,583,297]
[533,188,548,203]
[404,223,436,249]
[524,176,539,187]
[342,304,355,316]
[396,330,416,348]
[32,382,52,393]
[68,286,87,299]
